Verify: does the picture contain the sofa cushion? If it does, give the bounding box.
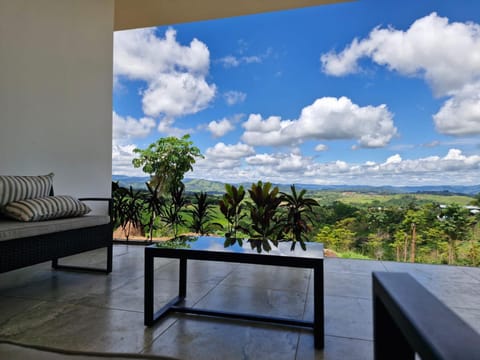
[0,215,110,241]
[2,195,91,222]
[0,173,54,207]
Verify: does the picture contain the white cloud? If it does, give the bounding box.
[156,117,194,138]
[194,142,255,171]
[315,144,328,152]
[321,13,480,136]
[218,55,262,68]
[217,55,240,68]
[205,142,255,159]
[241,97,396,148]
[141,72,216,118]
[246,153,312,173]
[385,154,402,164]
[217,49,270,68]
[245,153,280,166]
[242,114,295,146]
[114,27,216,122]
[190,148,480,186]
[112,143,145,176]
[207,118,235,138]
[224,91,247,105]
[112,111,156,143]
[433,83,480,136]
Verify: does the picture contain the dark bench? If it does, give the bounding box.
[372,271,480,360]
[0,197,112,274]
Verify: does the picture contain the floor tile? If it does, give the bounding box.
[296,333,373,360]
[1,244,479,359]
[145,315,299,360]
[221,263,310,292]
[194,283,308,319]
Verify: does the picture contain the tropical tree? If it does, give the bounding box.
[421,225,448,264]
[280,185,319,250]
[392,230,408,262]
[218,184,246,238]
[365,233,385,260]
[315,225,355,253]
[132,135,203,195]
[470,193,480,206]
[439,204,472,264]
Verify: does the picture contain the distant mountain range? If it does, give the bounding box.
[112,175,480,195]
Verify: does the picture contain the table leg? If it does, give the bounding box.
[144,249,154,326]
[313,262,324,349]
[179,257,187,299]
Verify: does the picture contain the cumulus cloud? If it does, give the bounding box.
[141,72,216,118]
[206,142,255,159]
[207,118,235,138]
[194,142,255,171]
[321,12,480,136]
[189,148,480,186]
[314,144,328,152]
[246,153,313,173]
[433,83,480,135]
[112,111,156,143]
[241,97,396,148]
[224,91,247,105]
[114,27,216,122]
[112,143,145,176]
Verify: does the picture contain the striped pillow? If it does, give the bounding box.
[0,173,54,207]
[2,195,91,222]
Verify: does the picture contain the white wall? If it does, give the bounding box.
[0,0,114,197]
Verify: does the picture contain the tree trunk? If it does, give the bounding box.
[448,239,455,265]
[410,223,416,263]
[403,234,408,262]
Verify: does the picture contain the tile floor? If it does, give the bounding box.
[0,244,479,359]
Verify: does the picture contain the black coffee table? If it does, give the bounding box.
[144,237,324,349]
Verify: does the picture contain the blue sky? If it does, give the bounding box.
[112,0,480,186]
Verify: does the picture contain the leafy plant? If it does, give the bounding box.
[218,184,246,239]
[190,191,218,235]
[113,185,144,241]
[159,183,187,239]
[156,235,197,249]
[246,181,283,252]
[141,182,163,242]
[280,185,319,250]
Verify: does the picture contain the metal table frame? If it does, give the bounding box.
[144,243,324,349]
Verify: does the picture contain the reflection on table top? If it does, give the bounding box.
[150,236,324,259]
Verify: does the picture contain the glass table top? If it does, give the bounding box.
[152,236,324,259]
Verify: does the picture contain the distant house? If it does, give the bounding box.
[439,204,480,215]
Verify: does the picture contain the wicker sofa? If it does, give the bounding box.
[0,174,112,274]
